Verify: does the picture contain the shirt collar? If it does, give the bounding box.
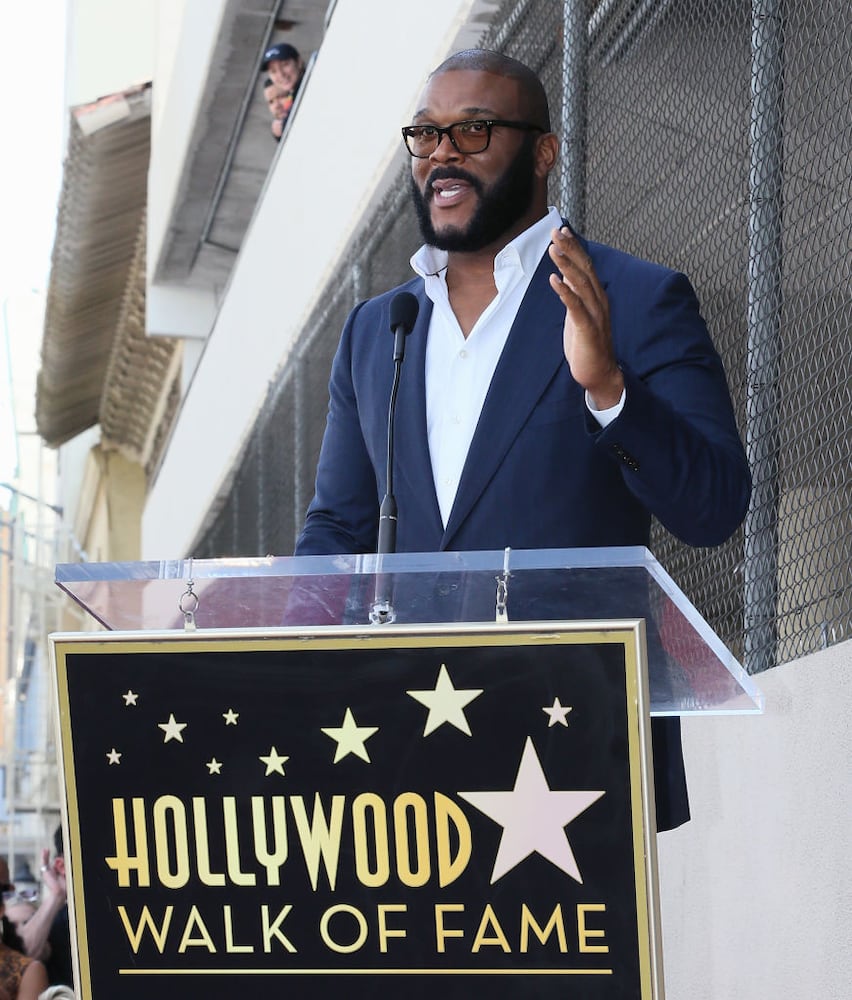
[410,206,563,280]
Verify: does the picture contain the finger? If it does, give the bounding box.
[550,228,606,311]
[548,272,596,328]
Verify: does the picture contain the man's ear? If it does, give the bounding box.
[534,132,560,179]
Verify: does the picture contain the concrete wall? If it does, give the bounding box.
[147,0,227,289]
[659,638,852,999]
[142,0,479,559]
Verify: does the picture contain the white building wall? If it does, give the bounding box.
[147,0,228,290]
[660,638,852,999]
[142,0,479,560]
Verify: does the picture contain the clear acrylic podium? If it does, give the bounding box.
[51,546,761,998]
[55,545,761,715]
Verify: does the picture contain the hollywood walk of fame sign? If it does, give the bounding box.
[50,621,662,998]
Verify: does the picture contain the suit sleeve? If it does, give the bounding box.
[295,303,380,555]
[591,269,751,547]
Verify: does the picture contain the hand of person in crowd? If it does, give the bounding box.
[548,226,624,410]
[271,117,284,140]
[38,850,66,904]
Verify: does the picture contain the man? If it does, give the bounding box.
[295,50,751,831]
[260,41,305,97]
[263,77,295,142]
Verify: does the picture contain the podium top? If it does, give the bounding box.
[55,545,761,716]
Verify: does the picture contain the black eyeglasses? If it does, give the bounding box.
[401,119,545,158]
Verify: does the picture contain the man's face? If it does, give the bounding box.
[268,58,302,92]
[265,84,293,119]
[408,69,542,253]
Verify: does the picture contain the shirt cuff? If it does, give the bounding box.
[585,388,626,428]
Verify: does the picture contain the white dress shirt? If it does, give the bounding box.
[411,206,623,527]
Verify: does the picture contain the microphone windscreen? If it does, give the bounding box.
[389,291,420,334]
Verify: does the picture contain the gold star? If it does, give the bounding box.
[259,746,289,776]
[407,663,483,736]
[206,758,223,775]
[543,697,573,727]
[158,713,187,743]
[222,709,239,725]
[321,708,379,763]
[122,690,138,706]
[106,748,122,765]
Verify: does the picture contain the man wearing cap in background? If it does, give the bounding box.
[261,41,304,98]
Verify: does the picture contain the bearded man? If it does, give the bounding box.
[295,49,751,832]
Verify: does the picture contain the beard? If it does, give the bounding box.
[410,136,537,253]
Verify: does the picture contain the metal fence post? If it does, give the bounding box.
[560,0,588,231]
[744,0,784,672]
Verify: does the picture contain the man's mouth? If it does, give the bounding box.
[429,177,475,207]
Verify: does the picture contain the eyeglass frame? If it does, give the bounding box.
[401,118,546,158]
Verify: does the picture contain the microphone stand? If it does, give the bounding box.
[370,293,418,625]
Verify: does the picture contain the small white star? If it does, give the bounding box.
[106,748,122,765]
[259,746,289,776]
[222,709,239,725]
[459,737,605,884]
[407,663,483,736]
[158,713,187,743]
[543,697,573,727]
[206,758,223,775]
[321,708,378,763]
[122,690,138,706]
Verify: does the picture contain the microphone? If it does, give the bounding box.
[390,291,419,364]
[376,292,419,556]
[371,292,419,625]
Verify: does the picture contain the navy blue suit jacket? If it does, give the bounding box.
[296,232,752,830]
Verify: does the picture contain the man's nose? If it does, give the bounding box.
[429,131,461,162]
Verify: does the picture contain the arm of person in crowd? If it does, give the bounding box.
[549,225,751,547]
[18,958,49,1000]
[17,850,66,962]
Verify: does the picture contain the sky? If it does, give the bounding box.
[0,2,67,488]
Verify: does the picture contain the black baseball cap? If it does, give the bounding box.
[261,42,300,70]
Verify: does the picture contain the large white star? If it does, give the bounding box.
[158,713,187,743]
[458,737,605,884]
[407,663,483,736]
[321,708,378,763]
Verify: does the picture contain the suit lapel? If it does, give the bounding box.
[392,289,445,542]
[441,250,567,547]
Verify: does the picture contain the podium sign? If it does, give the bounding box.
[52,621,663,998]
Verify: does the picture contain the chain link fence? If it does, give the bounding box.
[192,0,851,674]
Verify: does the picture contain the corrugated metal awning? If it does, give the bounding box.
[36,85,156,448]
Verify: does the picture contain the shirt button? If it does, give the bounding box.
[459,349,468,359]
[452,414,461,424]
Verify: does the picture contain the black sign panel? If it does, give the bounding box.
[52,624,660,998]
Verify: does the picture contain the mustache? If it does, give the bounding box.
[424,167,484,200]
